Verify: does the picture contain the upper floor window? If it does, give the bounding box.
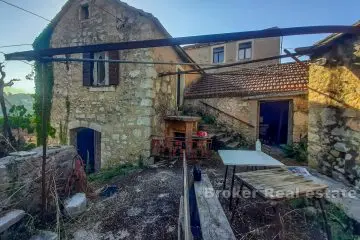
[80,4,90,20]
[82,51,120,87]
[238,42,252,60]
[93,52,109,86]
[212,46,224,63]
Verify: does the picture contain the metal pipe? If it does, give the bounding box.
[40,56,218,67]
[5,25,360,60]
[183,150,191,240]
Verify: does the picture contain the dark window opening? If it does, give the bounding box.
[212,46,224,63]
[238,42,252,60]
[81,4,90,20]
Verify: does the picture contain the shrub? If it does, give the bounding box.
[281,135,308,162]
[88,163,141,183]
[202,114,216,124]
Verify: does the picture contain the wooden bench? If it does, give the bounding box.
[194,174,236,240]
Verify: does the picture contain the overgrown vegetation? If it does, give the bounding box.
[290,198,359,239]
[88,163,142,183]
[201,114,216,124]
[281,135,308,162]
[33,23,56,145]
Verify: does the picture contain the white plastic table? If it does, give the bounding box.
[218,150,284,209]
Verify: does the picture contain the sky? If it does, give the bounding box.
[0,0,359,94]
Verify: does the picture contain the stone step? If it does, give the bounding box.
[219,137,232,144]
[208,133,217,138]
[215,132,226,139]
[226,142,240,149]
[0,209,25,233]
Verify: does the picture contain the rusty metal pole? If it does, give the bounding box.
[40,61,48,221]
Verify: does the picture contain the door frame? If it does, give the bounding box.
[256,99,293,145]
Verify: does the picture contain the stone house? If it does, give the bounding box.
[183,34,281,73]
[184,61,309,145]
[44,0,200,171]
[304,23,360,186]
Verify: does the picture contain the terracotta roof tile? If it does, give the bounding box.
[185,61,309,99]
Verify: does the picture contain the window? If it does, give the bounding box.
[238,42,252,60]
[212,46,224,63]
[93,52,109,86]
[80,4,90,20]
[83,51,119,87]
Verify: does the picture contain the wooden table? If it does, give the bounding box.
[234,168,331,240]
[218,150,284,209]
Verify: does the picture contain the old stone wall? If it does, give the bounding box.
[184,95,308,144]
[49,0,198,167]
[152,47,201,137]
[308,38,360,186]
[0,146,76,213]
[184,37,280,73]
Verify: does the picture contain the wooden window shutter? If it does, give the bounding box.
[83,52,93,86]
[108,50,120,85]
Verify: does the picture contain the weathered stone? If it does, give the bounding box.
[30,231,58,240]
[0,210,25,233]
[64,193,87,218]
[331,127,346,136]
[0,147,76,212]
[330,150,340,158]
[345,154,353,161]
[334,142,349,153]
[112,134,120,141]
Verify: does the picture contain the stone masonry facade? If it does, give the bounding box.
[308,35,360,187]
[49,0,199,167]
[184,95,308,145]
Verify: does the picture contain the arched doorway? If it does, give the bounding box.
[70,127,101,173]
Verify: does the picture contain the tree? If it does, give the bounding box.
[0,62,17,142]
[8,105,34,145]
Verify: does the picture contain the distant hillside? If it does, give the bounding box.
[1,93,34,116]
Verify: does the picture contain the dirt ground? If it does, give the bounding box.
[64,167,183,240]
[64,154,327,240]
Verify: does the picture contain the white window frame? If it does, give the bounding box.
[211,44,226,64]
[176,66,185,107]
[236,40,254,61]
[93,52,109,86]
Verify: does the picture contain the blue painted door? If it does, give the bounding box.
[77,128,95,173]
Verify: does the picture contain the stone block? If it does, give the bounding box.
[334,142,349,153]
[330,150,340,158]
[331,127,346,136]
[112,134,120,141]
[0,209,25,233]
[64,193,87,218]
[30,231,58,240]
[346,119,360,132]
[140,99,152,107]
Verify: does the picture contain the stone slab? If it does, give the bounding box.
[307,168,360,223]
[9,151,37,157]
[65,193,87,218]
[0,209,25,233]
[194,174,236,240]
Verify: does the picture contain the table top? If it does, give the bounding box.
[218,150,284,167]
[236,168,328,200]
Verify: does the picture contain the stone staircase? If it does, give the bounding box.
[204,124,250,150]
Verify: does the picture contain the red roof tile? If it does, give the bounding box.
[185,61,309,99]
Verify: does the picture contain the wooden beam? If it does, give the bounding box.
[5,25,360,61]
